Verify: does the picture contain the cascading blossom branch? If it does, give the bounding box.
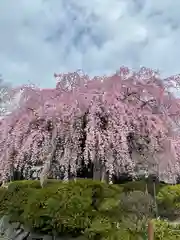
[0,67,180,183]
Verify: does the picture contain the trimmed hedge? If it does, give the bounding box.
[8,179,61,190]
[157,184,180,220]
[0,179,126,238]
[0,179,178,239]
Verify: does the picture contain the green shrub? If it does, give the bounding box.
[23,182,93,235]
[0,185,35,223]
[120,190,155,219]
[85,190,154,239]
[121,180,165,196]
[0,188,8,215]
[153,219,180,240]
[1,179,178,239]
[8,179,61,191]
[84,216,129,240]
[0,179,123,238]
[157,185,180,220]
[117,191,154,239]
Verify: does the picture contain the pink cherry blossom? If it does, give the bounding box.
[0,67,180,183]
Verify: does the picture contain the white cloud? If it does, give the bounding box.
[0,0,180,88]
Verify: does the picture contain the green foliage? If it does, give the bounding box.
[85,189,155,239]
[0,179,179,239]
[120,191,155,227]
[23,182,94,235]
[0,187,9,215]
[0,184,35,223]
[153,219,180,240]
[118,191,154,239]
[157,185,180,220]
[8,180,41,190]
[121,180,165,196]
[0,179,124,238]
[120,190,155,216]
[8,179,61,190]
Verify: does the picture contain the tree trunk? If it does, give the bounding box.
[93,159,101,181]
[100,164,108,182]
[93,160,108,182]
[9,164,14,182]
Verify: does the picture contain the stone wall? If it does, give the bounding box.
[0,215,85,240]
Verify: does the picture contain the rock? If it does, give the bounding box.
[0,215,10,234]
[15,228,24,236]
[11,222,21,229]
[20,224,25,230]
[15,231,30,240]
[0,215,86,240]
[43,235,53,240]
[4,225,17,239]
[27,232,44,240]
[4,226,24,239]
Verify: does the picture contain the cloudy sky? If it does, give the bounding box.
[0,0,180,88]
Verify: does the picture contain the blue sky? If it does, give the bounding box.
[0,0,180,88]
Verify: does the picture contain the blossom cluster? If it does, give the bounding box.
[0,67,180,182]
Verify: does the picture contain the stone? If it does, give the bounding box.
[15,228,23,236]
[27,232,43,240]
[0,215,10,234]
[15,231,30,240]
[43,235,53,240]
[12,228,24,240]
[20,224,25,230]
[11,222,21,229]
[4,225,17,239]
[0,215,87,240]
